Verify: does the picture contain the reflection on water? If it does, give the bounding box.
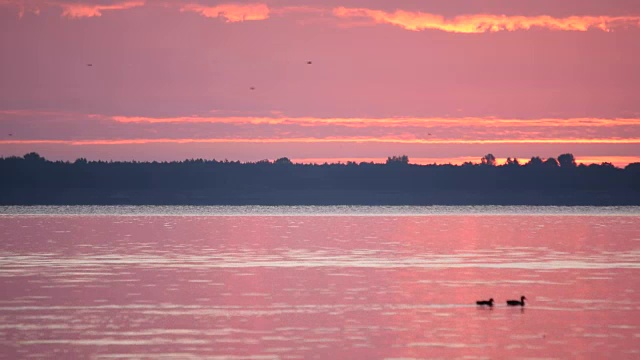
[1,207,639,359]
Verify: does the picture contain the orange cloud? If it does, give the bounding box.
[333,7,640,33]
[180,2,269,22]
[111,115,640,129]
[58,1,144,18]
[2,137,639,146]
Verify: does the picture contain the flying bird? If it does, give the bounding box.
[307,61,312,65]
[87,64,93,67]
[249,86,255,90]
[8,133,12,137]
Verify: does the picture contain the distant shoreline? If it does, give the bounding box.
[2,153,639,206]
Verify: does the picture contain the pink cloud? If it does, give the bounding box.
[0,0,144,18]
[333,6,640,33]
[0,0,40,17]
[2,137,639,146]
[180,2,270,22]
[3,111,640,144]
[271,5,326,16]
[58,1,145,18]
[110,115,640,129]
[3,1,639,31]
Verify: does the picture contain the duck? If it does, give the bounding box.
[476,298,494,306]
[506,296,526,306]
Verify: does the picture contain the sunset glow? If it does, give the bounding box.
[3,4,640,360]
[291,156,640,167]
[1,0,639,166]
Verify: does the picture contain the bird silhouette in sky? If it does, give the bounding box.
[307,61,312,65]
[249,86,255,90]
[87,64,92,67]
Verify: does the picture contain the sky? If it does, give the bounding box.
[1,0,639,166]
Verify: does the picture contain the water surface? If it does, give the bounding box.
[1,206,639,359]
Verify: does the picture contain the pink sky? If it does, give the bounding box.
[1,0,639,165]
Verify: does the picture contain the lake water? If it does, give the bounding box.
[1,206,639,359]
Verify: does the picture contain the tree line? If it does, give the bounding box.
[1,152,639,205]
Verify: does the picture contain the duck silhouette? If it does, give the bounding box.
[476,298,494,306]
[506,296,526,306]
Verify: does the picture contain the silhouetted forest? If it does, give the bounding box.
[2,152,639,205]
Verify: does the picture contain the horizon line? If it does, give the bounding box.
[6,152,639,168]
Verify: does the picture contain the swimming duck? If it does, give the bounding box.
[476,298,494,306]
[506,296,526,306]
